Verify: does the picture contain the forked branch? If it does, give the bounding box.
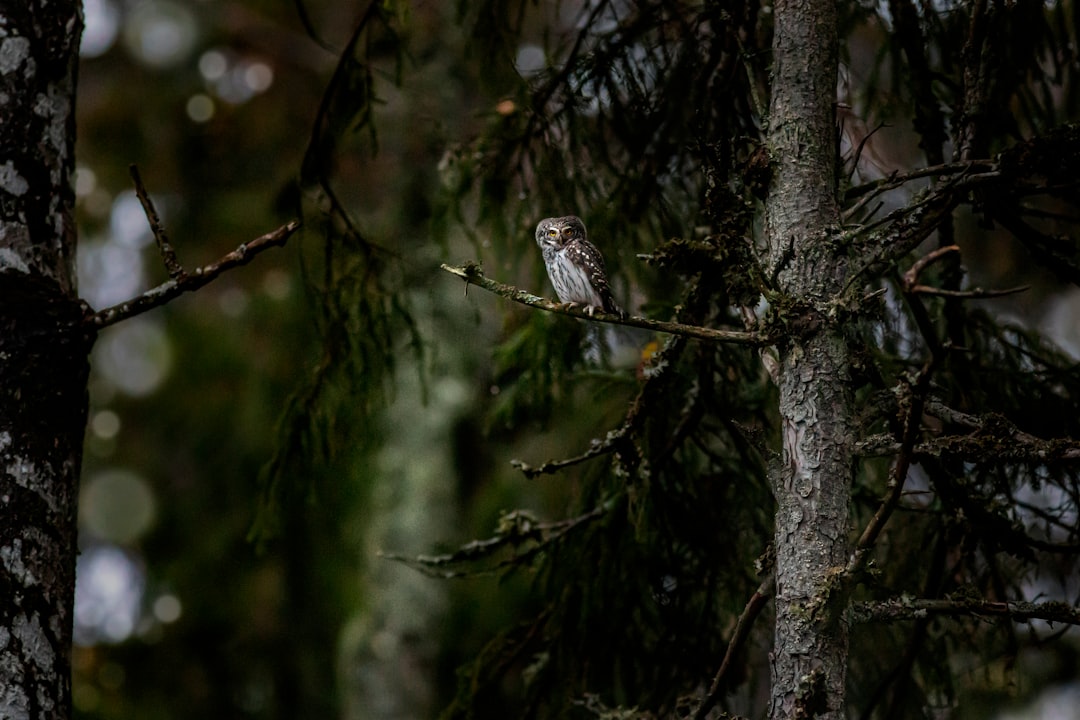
[85,166,299,329]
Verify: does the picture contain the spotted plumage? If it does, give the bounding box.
[534,215,624,318]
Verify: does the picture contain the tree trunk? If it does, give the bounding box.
[0,2,87,718]
[763,0,852,717]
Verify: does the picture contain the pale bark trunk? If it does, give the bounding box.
[764,0,852,717]
[0,3,87,718]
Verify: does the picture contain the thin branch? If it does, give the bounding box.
[843,160,995,219]
[511,428,624,479]
[901,247,1028,299]
[852,597,1080,626]
[924,400,1080,460]
[692,572,774,720]
[847,361,935,579]
[902,245,960,287]
[956,0,990,162]
[129,164,183,279]
[909,284,1030,299]
[379,499,616,579]
[86,221,301,329]
[440,262,773,346]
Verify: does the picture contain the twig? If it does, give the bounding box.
[129,164,183,279]
[909,284,1030,299]
[901,245,1029,299]
[87,220,301,329]
[852,597,1080,626]
[440,262,773,346]
[844,160,995,202]
[511,428,625,479]
[379,499,616,579]
[692,572,774,720]
[847,361,934,580]
[902,245,960,288]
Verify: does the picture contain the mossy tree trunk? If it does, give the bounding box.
[763,0,852,717]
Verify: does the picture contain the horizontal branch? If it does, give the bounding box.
[852,597,1080,626]
[857,401,1080,462]
[440,262,774,346]
[86,220,301,329]
[844,159,997,202]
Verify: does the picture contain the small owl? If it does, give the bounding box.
[535,215,624,318]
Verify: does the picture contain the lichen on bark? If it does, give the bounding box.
[763,0,853,717]
[0,2,86,718]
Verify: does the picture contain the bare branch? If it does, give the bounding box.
[924,400,1080,460]
[909,284,1030,299]
[129,164,183,279]
[846,361,935,582]
[440,262,774,346]
[902,245,960,288]
[852,597,1080,626]
[511,428,624,479]
[843,161,995,221]
[692,571,774,720]
[86,221,301,329]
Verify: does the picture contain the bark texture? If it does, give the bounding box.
[763,0,852,717]
[0,2,87,719]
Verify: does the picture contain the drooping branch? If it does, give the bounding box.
[852,597,1080,626]
[440,262,774,346]
[692,571,774,720]
[86,220,301,329]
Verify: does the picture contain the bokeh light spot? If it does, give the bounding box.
[90,410,121,440]
[74,545,144,645]
[198,49,228,81]
[81,0,120,58]
[153,594,182,624]
[243,61,274,93]
[95,319,173,397]
[186,93,215,123]
[123,0,199,69]
[80,469,157,544]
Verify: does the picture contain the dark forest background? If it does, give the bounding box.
[72,1,1080,719]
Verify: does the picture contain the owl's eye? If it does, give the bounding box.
[548,228,558,237]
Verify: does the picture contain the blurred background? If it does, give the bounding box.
[74,2,515,718]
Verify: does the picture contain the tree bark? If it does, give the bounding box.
[763,0,852,718]
[0,2,87,718]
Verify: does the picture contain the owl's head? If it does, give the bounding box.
[535,215,587,248]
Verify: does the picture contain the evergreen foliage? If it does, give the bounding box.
[70,0,1080,718]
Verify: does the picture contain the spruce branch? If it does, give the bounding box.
[440,262,774,346]
[379,499,616,579]
[852,597,1080,626]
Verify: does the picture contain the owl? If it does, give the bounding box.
[534,215,624,318]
